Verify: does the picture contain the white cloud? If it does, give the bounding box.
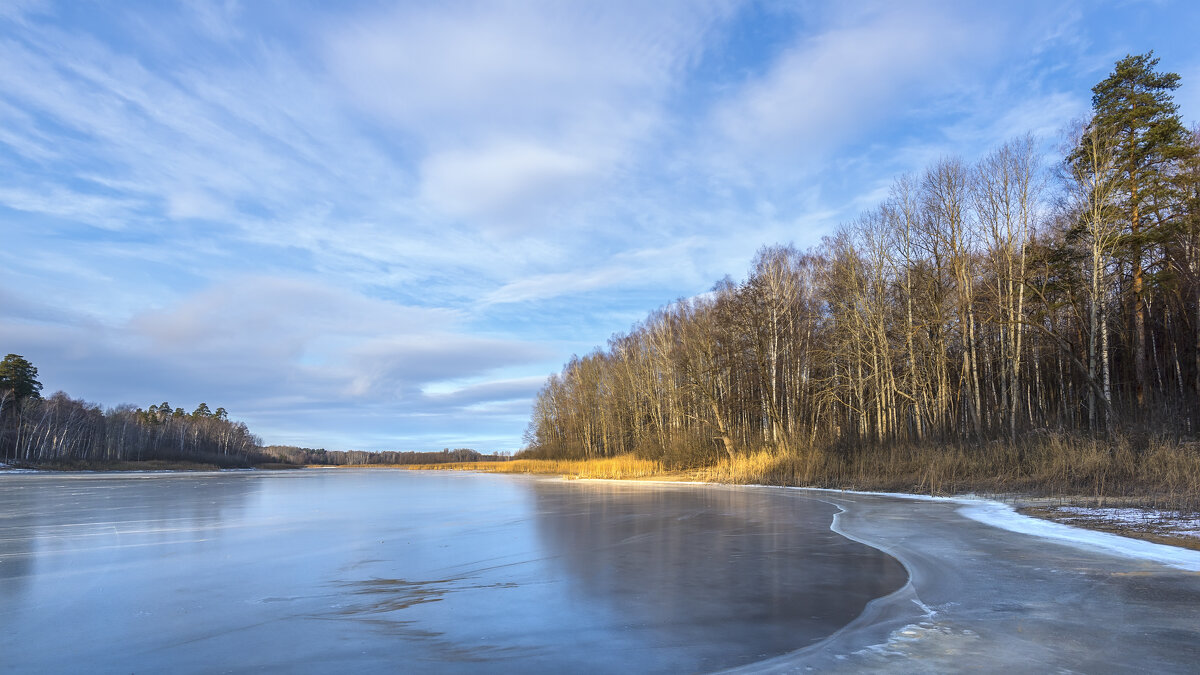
[347,337,547,399]
[483,266,641,306]
[128,276,459,357]
[419,140,596,221]
[422,375,545,401]
[946,91,1087,152]
[324,1,725,138]
[0,19,415,240]
[711,4,987,162]
[182,0,243,42]
[0,185,141,229]
[165,188,233,221]
[121,277,554,409]
[325,1,732,228]
[0,0,48,23]
[480,239,711,305]
[0,276,552,448]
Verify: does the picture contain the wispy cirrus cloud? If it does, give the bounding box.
[3,0,1198,451]
[711,6,976,159]
[419,140,598,223]
[0,275,549,448]
[324,0,734,231]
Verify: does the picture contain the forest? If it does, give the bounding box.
[521,54,1200,501]
[0,355,497,468]
[259,445,508,466]
[0,352,263,466]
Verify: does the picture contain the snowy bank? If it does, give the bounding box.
[959,499,1200,571]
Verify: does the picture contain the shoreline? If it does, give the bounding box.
[726,485,1200,672]
[590,477,1200,570]
[5,466,1199,670]
[7,457,1200,552]
[404,458,1200,552]
[518,476,1200,671]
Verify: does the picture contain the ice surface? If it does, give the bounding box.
[0,470,903,673]
[6,471,1200,673]
[742,488,1200,672]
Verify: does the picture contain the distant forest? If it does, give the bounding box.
[0,354,497,467]
[0,357,263,467]
[523,53,1200,477]
[260,445,508,466]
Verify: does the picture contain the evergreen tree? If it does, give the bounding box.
[1081,51,1195,407]
[0,354,43,403]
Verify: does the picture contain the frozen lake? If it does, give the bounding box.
[0,470,905,673]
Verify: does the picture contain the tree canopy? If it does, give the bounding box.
[523,53,1200,474]
[0,354,42,403]
[1075,51,1197,406]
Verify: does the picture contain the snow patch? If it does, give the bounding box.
[0,463,38,473]
[1054,506,1200,532]
[959,500,1200,572]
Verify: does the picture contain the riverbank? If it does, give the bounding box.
[9,451,1200,552]
[1017,501,1200,551]
[397,453,1200,551]
[744,487,1200,672]
[1,459,227,471]
[5,462,1197,672]
[0,459,306,472]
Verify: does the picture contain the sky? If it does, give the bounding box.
[2,1,1198,452]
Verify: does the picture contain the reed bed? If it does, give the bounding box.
[695,434,1200,510]
[404,434,1200,510]
[405,454,664,480]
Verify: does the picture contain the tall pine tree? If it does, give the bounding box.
[0,354,42,403]
[1083,52,1194,407]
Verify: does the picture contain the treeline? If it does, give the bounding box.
[260,445,508,466]
[523,53,1200,473]
[0,354,509,469]
[1,352,262,466]
[1,394,262,466]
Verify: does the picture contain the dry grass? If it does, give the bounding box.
[404,434,1200,512]
[403,455,665,480]
[715,437,1195,504]
[693,434,1200,510]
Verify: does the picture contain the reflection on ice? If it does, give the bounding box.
[0,471,905,673]
[530,481,906,669]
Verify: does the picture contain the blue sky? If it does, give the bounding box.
[2,1,1198,452]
